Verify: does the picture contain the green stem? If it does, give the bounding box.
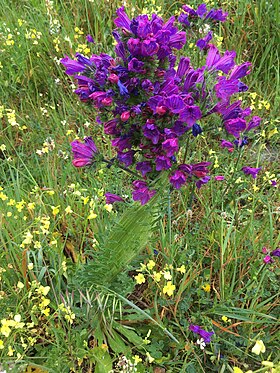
[102,158,140,178]
[221,148,243,198]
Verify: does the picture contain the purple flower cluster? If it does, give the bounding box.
[62,4,262,204]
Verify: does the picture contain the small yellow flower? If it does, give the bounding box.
[133,355,142,365]
[51,205,60,216]
[7,345,14,356]
[251,339,266,355]
[147,260,156,270]
[135,273,145,284]
[104,204,113,212]
[153,271,162,282]
[65,205,73,214]
[176,265,186,274]
[233,367,244,373]
[0,339,4,349]
[17,281,24,289]
[221,316,228,322]
[41,308,50,316]
[87,211,97,220]
[28,263,34,270]
[163,271,172,280]
[146,352,155,363]
[262,361,274,368]
[202,283,211,292]
[163,281,176,296]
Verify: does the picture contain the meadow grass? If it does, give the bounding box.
[0,0,279,372]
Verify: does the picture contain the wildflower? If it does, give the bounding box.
[163,281,176,296]
[104,192,124,204]
[197,338,206,350]
[251,340,266,355]
[146,352,155,363]
[201,283,211,292]
[233,368,244,373]
[242,166,261,179]
[163,271,172,280]
[133,355,142,365]
[71,137,98,167]
[65,206,73,214]
[261,361,274,368]
[271,248,280,257]
[221,316,228,322]
[104,204,113,212]
[17,281,24,289]
[189,324,214,343]
[86,34,95,43]
[176,265,186,274]
[0,340,4,349]
[153,271,162,282]
[263,255,273,264]
[147,260,156,270]
[134,273,145,284]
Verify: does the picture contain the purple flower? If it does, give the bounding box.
[220,139,234,152]
[229,62,251,80]
[86,34,95,43]
[263,255,273,264]
[271,249,280,257]
[180,105,202,126]
[196,31,213,50]
[143,121,161,144]
[141,38,159,56]
[165,95,185,113]
[136,161,152,176]
[196,176,211,189]
[215,175,225,181]
[241,166,261,179]
[114,6,132,31]
[189,324,214,344]
[105,193,124,204]
[192,123,202,137]
[71,137,98,167]
[176,57,190,78]
[215,77,239,101]
[117,150,134,166]
[224,118,247,137]
[155,156,172,171]
[60,55,87,75]
[205,8,228,22]
[128,58,145,73]
[246,116,262,132]
[132,180,156,205]
[162,138,179,157]
[169,171,186,189]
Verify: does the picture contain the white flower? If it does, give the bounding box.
[197,338,206,350]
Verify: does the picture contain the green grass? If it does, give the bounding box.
[0,0,279,372]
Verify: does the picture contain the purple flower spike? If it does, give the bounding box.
[105,193,124,204]
[71,137,98,167]
[189,324,214,344]
[241,166,261,179]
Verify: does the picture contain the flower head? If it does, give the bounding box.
[71,137,98,167]
[251,340,266,355]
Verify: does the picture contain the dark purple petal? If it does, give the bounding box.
[114,6,132,31]
[136,161,152,176]
[271,249,280,257]
[180,105,202,126]
[224,118,247,137]
[162,137,179,157]
[105,193,124,204]
[71,137,97,167]
[169,170,186,189]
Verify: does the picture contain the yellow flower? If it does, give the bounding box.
[51,205,60,216]
[0,339,4,349]
[87,211,97,220]
[153,271,162,282]
[28,263,34,270]
[163,281,176,296]
[202,283,211,292]
[163,271,172,280]
[41,308,50,316]
[251,339,266,355]
[134,273,145,284]
[176,265,186,274]
[233,367,244,373]
[133,355,142,365]
[17,281,24,289]
[104,204,113,212]
[146,352,155,363]
[147,260,155,270]
[221,316,228,322]
[261,361,274,368]
[65,205,73,214]
[7,345,14,356]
